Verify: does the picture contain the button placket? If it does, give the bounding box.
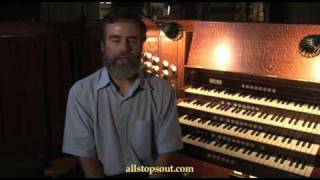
[119,100,131,165]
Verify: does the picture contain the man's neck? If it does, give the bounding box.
[110,75,136,96]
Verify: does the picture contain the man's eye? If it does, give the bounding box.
[111,39,120,43]
[128,39,137,43]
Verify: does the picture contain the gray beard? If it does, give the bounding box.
[102,53,141,80]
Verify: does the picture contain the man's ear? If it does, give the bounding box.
[100,41,105,54]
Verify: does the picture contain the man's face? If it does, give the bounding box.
[101,20,143,80]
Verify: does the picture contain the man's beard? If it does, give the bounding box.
[102,52,142,80]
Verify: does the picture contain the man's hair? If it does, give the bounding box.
[101,7,147,43]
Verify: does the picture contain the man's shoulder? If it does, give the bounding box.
[69,68,103,97]
[144,73,173,95]
[145,74,171,89]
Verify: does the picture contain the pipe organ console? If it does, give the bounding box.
[178,67,320,178]
[174,21,320,178]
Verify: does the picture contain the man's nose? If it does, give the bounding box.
[120,40,132,53]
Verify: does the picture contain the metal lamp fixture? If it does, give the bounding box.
[139,7,184,41]
[299,35,320,58]
[155,21,184,41]
[109,3,184,41]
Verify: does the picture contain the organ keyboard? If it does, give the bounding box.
[178,66,320,178]
[179,114,320,157]
[184,86,320,116]
[182,133,315,177]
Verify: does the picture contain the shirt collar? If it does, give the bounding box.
[96,67,152,91]
[96,67,110,90]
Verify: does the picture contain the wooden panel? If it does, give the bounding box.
[188,21,320,83]
[169,153,231,178]
[143,30,160,55]
[143,26,193,98]
[143,19,195,32]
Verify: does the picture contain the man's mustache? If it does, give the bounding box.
[118,52,135,58]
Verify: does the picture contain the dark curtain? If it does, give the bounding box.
[0,24,102,155]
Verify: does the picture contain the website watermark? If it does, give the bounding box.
[126,164,194,175]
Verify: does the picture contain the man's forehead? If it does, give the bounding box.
[105,20,140,34]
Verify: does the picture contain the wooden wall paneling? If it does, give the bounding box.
[0,40,3,141]
[24,36,48,153]
[55,35,74,149]
[159,34,179,93]
[188,21,320,83]
[0,38,12,142]
[0,23,99,154]
[143,30,160,55]
[168,153,232,178]
[44,35,64,150]
[84,26,102,76]
[1,38,24,146]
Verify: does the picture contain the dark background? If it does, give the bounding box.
[1,2,320,24]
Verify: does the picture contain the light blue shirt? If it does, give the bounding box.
[62,67,183,175]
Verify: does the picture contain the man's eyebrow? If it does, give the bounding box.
[127,36,138,39]
[108,35,138,39]
[108,35,121,39]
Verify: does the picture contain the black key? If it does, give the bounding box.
[256,131,261,136]
[314,122,318,129]
[250,111,257,116]
[273,134,278,140]
[308,142,312,149]
[251,130,256,135]
[263,113,269,119]
[258,113,265,118]
[242,109,249,115]
[244,110,252,116]
[265,154,271,160]
[271,114,277,120]
[307,121,312,128]
[288,118,294,124]
[231,107,238,113]
[302,120,307,127]
[282,137,287,143]
[242,149,248,154]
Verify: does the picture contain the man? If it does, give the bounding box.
[62,8,183,177]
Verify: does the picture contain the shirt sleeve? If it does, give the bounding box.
[62,84,96,157]
[155,82,183,154]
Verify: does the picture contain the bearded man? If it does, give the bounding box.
[62,8,183,178]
